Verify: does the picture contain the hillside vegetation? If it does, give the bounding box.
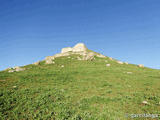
[0,55,160,120]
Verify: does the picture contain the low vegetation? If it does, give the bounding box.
[0,55,160,119]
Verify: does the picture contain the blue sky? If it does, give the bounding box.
[0,0,160,70]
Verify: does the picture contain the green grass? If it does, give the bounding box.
[0,55,160,120]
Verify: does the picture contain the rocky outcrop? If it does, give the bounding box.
[96,54,106,58]
[72,43,87,52]
[8,66,25,72]
[61,43,87,53]
[82,52,95,60]
[45,56,55,64]
[61,47,73,53]
[44,43,106,64]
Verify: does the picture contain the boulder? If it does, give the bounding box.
[106,64,111,67]
[72,43,87,52]
[13,86,17,88]
[83,52,95,60]
[8,66,25,72]
[142,101,149,105]
[61,47,73,53]
[96,54,106,58]
[54,52,70,58]
[8,70,14,73]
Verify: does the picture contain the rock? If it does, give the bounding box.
[14,66,25,72]
[8,66,25,72]
[138,64,144,68]
[13,66,19,69]
[8,70,14,73]
[54,52,70,58]
[106,64,110,67]
[72,43,87,52]
[83,52,95,61]
[45,56,55,64]
[117,61,123,64]
[43,43,108,63]
[61,47,73,53]
[33,61,40,65]
[60,43,87,54]
[96,54,106,58]
[43,43,108,64]
[142,101,149,105]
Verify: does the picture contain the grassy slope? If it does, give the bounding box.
[0,55,160,120]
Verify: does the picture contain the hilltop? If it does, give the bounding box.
[0,43,160,119]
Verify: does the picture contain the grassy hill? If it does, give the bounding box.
[0,54,160,119]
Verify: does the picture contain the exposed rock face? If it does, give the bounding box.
[61,47,73,53]
[54,53,70,58]
[83,52,96,60]
[72,43,87,52]
[61,43,87,53]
